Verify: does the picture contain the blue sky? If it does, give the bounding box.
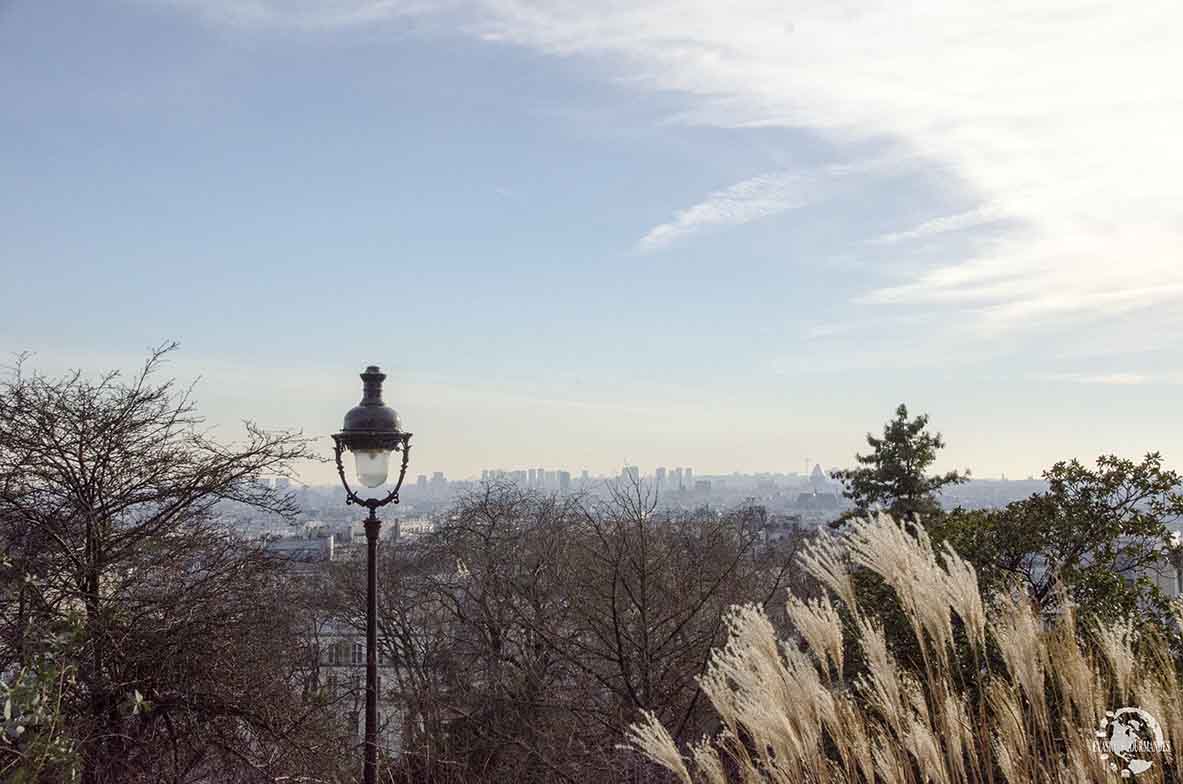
[3,0,1182,484]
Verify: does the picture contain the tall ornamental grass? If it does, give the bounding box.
[628,514,1183,783]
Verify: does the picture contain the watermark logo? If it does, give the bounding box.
[1093,707,1171,778]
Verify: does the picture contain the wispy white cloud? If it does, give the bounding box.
[155,0,1183,333]
[146,0,441,30]
[1037,372,1157,386]
[637,171,806,252]
[871,204,1005,245]
[638,154,905,251]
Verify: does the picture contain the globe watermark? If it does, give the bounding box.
[1093,707,1172,778]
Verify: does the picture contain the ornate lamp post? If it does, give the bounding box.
[332,366,412,784]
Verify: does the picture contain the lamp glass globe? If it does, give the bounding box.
[354,449,391,488]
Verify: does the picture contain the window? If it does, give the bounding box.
[326,673,338,699]
[352,642,364,666]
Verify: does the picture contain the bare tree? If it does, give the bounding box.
[333,480,803,784]
[0,344,347,783]
[550,479,791,746]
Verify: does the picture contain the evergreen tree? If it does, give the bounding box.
[832,403,968,526]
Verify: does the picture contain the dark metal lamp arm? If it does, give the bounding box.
[332,433,413,510]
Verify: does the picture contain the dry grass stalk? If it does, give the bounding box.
[629,514,1183,784]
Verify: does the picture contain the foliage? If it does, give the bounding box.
[935,453,1183,623]
[1,647,79,782]
[832,404,967,526]
[628,513,1183,784]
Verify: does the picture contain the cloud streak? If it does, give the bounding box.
[148,0,440,30]
[637,171,806,252]
[1038,372,1153,386]
[638,154,905,251]
[871,205,1005,245]
[1034,371,1183,386]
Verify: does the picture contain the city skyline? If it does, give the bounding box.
[4,1,1181,485]
[287,462,1041,491]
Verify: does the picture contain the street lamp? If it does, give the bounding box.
[332,365,412,784]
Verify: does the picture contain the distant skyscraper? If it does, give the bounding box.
[581,470,589,483]
[810,464,828,492]
[655,466,667,485]
[528,468,537,486]
[416,474,428,493]
[621,465,640,483]
[481,469,489,482]
[672,467,683,489]
[685,468,693,487]
[274,478,291,491]
[558,470,571,493]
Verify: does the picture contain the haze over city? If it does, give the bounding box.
[5,1,1181,483]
